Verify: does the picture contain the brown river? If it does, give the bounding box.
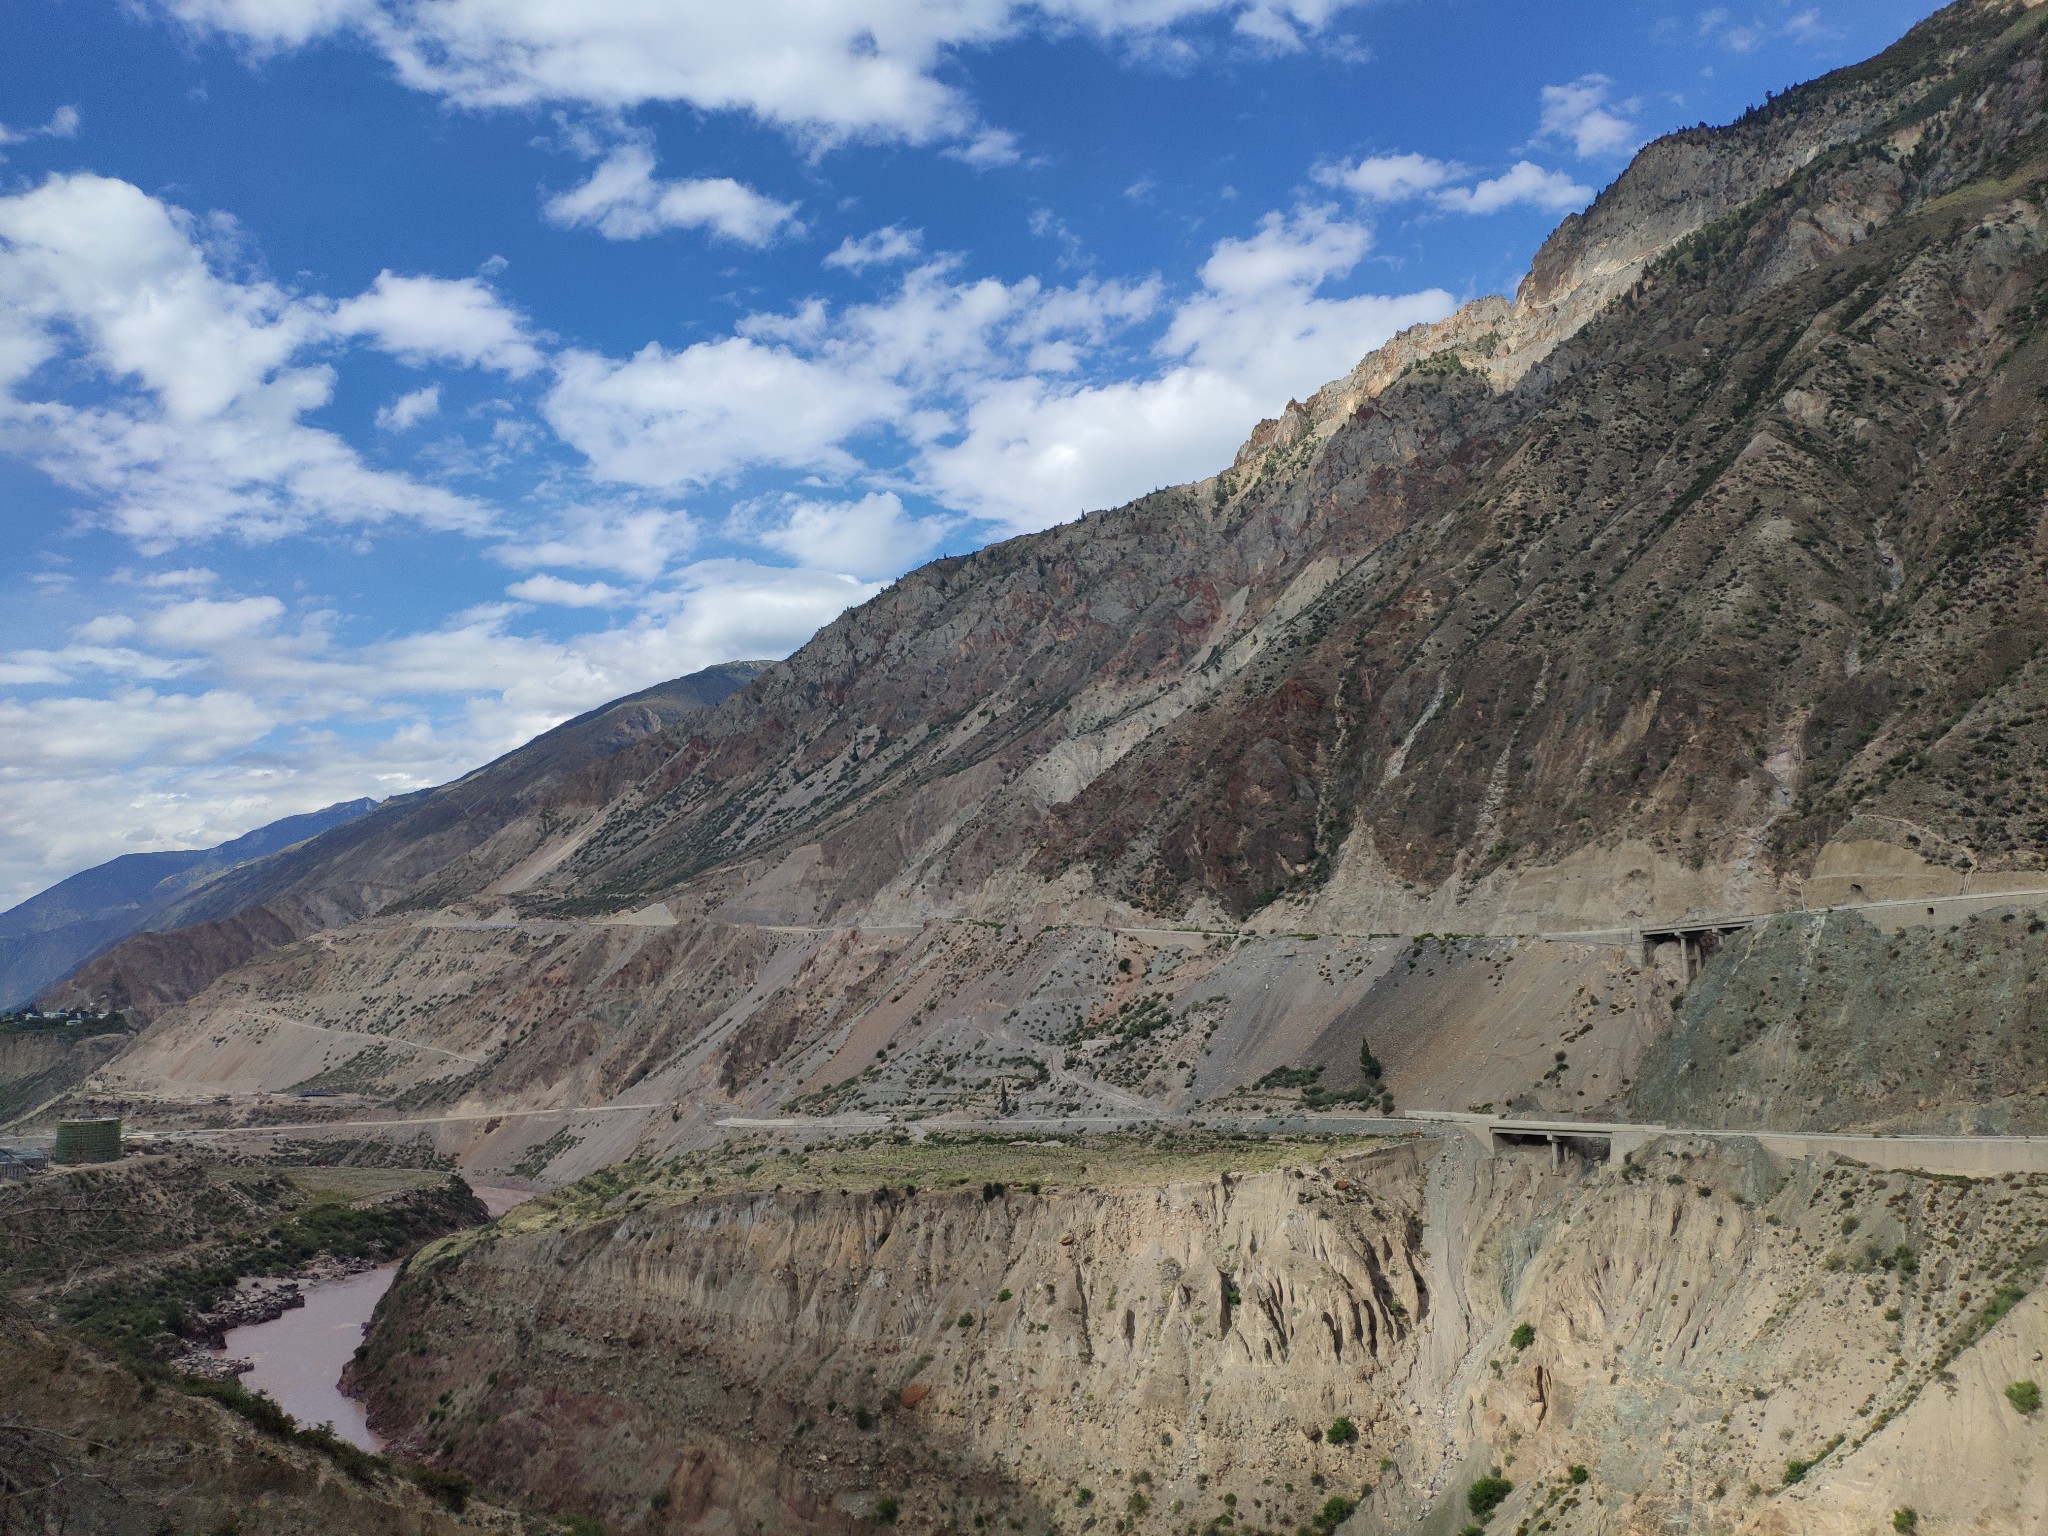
[212,1178,533,1451]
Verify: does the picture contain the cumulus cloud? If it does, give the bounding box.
[1317,151,1591,216]
[923,206,1452,529]
[492,506,699,583]
[543,144,801,245]
[1434,161,1592,215]
[506,573,626,607]
[947,127,1023,168]
[0,560,875,904]
[144,595,286,648]
[545,337,906,489]
[492,506,699,582]
[825,225,925,271]
[375,383,441,431]
[753,492,951,580]
[0,105,81,149]
[330,270,543,374]
[1537,74,1640,158]
[150,0,1368,154]
[1313,152,1458,203]
[0,173,494,544]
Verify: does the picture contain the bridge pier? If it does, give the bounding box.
[1637,919,1755,983]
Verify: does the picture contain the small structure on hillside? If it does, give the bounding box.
[52,1118,122,1164]
[0,1146,49,1181]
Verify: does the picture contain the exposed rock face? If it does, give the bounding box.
[359,1135,2048,1535]
[1628,906,2048,1132]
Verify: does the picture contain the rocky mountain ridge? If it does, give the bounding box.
[33,0,2048,1176]
[0,797,375,1008]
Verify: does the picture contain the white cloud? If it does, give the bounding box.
[754,492,951,580]
[73,615,138,644]
[825,225,925,271]
[924,206,1452,529]
[0,105,82,149]
[492,506,699,582]
[152,0,1368,155]
[1318,151,1591,217]
[138,566,220,590]
[1537,74,1640,158]
[145,595,286,648]
[543,144,801,245]
[1434,161,1592,215]
[0,173,495,544]
[1193,204,1367,296]
[376,383,441,431]
[330,270,543,374]
[0,687,275,769]
[544,337,907,489]
[947,127,1023,168]
[0,559,873,903]
[539,202,1444,535]
[506,573,626,607]
[1313,152,1458,203]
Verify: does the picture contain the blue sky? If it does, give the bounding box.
[0,0,1945,904]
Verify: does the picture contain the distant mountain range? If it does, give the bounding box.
[0,800,378,1007]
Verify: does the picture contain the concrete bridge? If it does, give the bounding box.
[1634,918,1756,981]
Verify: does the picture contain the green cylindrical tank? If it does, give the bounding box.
[53,1119,122,1164]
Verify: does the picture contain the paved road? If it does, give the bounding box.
[15,1099,2043,1182]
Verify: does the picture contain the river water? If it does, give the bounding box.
[213,1177,536,1451]
[218,1263,397,1450]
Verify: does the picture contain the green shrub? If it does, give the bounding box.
[1892,1508,1918,1533]
[1568,1464,1589,1485]
[1314,1495,1356,1530]
[957,1311,975,1328]
[1509,1324,1535,1350]
[1326,1416,1357,1445]
[1984,1286,2028,1328]
[873,1495,900,1522]
[410,1465,472,1513]
[1783,1459,1813,1485]
[2007,1379,2042,1415]
[1467,1475,1513,1520]
[996,1288,1011,1302]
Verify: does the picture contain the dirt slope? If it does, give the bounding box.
[355,1131,2048,1536]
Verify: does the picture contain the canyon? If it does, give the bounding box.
[9,1,2048,1532]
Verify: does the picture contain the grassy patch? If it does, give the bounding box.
[479,1129,1402,1240]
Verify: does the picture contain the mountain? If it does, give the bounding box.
[44,0,2048,1165]
[41,660,770,1023]
[0,799,376,1008]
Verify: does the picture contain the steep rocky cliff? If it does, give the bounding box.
[357,1132,2048,1536]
